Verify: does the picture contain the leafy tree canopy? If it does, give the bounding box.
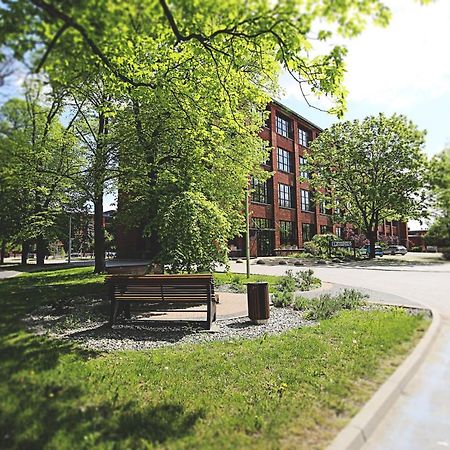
[306,113,428,256]
[427,148,450,248]
[0,0,397,116]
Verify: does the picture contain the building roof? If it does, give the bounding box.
[271,99,324,132]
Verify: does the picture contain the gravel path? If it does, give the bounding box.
[24,297,312,352]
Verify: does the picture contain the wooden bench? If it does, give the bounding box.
[105,274,217,329]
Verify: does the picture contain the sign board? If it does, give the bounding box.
[330,241,353,248]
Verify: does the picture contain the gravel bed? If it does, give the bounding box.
[24,297,312,352]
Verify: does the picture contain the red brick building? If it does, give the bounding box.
[117,100,408,259]
[229,101,408,257]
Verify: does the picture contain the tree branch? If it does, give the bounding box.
[30,0,156,88]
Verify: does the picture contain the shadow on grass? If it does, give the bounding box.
[1,378,203,449]
[0,269,204,449]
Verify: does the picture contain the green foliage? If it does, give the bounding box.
[273,269,321,307]
[0,93,84,253]
[425,216,450,248]
[303,241,320,256]
[307,114,428,257]
[271,290,294,308]
[158,191,232,272]
[428,149,450,247]
[293,289,368,320]
[0,267,428,450]
[213,272,282,292]
[441,248,450,261]
[276,269,320,293]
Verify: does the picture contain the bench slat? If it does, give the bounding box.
[106,274,216,329]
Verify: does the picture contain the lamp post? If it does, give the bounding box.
[68,215,72,264]
[245,183,251,278]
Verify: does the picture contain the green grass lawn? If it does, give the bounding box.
[0,267,428,449]
[213,271,285,292]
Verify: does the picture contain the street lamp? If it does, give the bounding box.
[68,215,72,264]
[245,182,251,278]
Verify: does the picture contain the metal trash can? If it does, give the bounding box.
[247,282,270,324]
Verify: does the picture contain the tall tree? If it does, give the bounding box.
[0,90,83,265]
[306,114,428,258]
[427,148,450,253]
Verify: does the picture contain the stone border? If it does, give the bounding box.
[327,306,442,450]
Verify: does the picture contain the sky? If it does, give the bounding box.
[279,0,450,158]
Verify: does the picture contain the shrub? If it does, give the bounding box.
[276,269,320,293]
[410,246,422,252]
[296,268,320,291]
[303,241,319,256]
[272,290,294,307]
[276,270,297,293]
[304,294,341,320]
[292,289,368,320]
[336,289,368,309]
[441,247,450,260]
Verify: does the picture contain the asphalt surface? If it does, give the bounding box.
[229,257,450,450]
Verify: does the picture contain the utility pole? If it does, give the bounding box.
[245,184,251,278]
[68,215,72,264]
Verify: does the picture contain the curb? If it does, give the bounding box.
[327,306,442,450]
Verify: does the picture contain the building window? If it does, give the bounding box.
[320,225,332,234]
[251,217,274,230]
[261,144,272,167]
[278,183,294,208]
[298,127,311,147]
[299,156,308,179]
[319,200,331,215]
[336,227,343,238]
[276,114,293,139]
[277,147,293,173]
[251,177,270,204]
[302,223,316,242]
[280,221,296,246]
[301,189,315,212]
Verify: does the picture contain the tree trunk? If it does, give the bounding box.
[36,236,46,266]
[367,230,377,259]
[21,241,30,265]
[0,239,6,264]
[93,195,105,274]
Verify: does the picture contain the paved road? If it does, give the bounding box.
[229,259,450,450]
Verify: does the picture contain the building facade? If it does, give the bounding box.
[117,100,408,259]
[229,101,408,257]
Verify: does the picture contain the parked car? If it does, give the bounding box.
[359,245,384,257]
[383,245,407,256]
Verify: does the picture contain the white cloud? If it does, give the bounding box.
[344,0,450,110]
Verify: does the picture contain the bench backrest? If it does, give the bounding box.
[105,274,214,303]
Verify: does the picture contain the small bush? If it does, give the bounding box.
[303,241,320,256]
[441,247,450,260]
[304,294,341,320]
[291,295,310,311]
[276,271,297,293]
[336,289,368,309]
[272,290,294,307]
[293,289,368,320]
[296,269,320,291]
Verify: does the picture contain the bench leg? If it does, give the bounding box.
[109,299,120,325]
[124,302,131,319]
[206,298,216,330]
